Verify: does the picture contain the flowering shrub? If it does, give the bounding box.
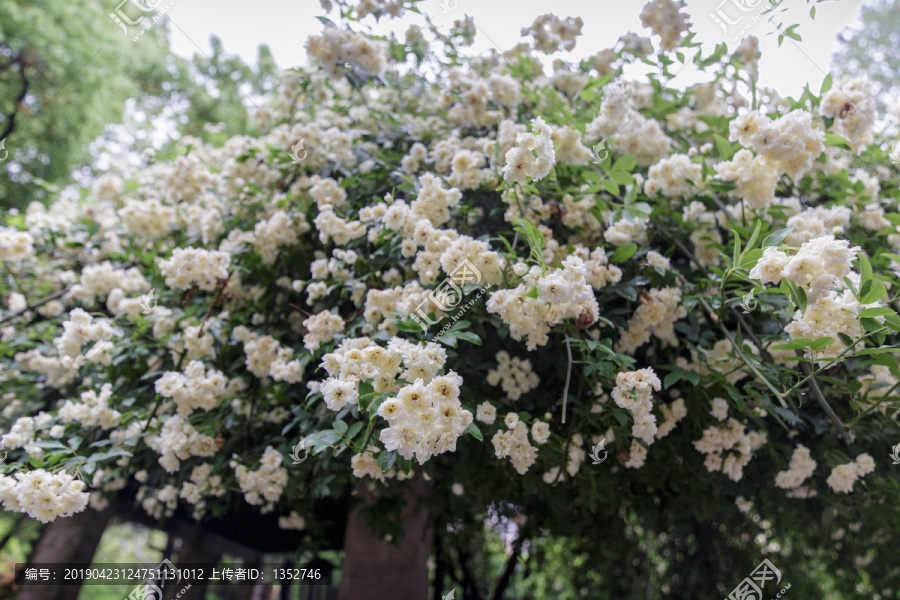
[1,0,898,596]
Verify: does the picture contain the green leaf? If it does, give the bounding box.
[377,449,397,474]
[771,338,812,351]
[333,420,349,435]
[860,307,895,318]
[613,154,637,172]
[858,253,873,286]
[663,369,684,389]
[465,422,483,441]
[745,219,762,253]
[523,286,539,298]
[455,331,482,346]
[347,422,364,439]
[714,134,734,160]
[783,24,802,41]
[740,248,764,269]
[602,178,620,195]
[819,73,831,94]
[860,280,887,305]
[824,132,851,148]
[837,333,854,347]
[397,455,413,475]
[611,243,638,263]
[731,229,742,267]
[609,169,635,185]
[761,228,792,248]
[810,337,835,351]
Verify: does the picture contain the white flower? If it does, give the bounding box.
[476,402,497,425]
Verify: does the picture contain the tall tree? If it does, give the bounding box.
[831,0,900,110]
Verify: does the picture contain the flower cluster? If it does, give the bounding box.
[145,415,219,473]
[302,310,345,352]
[0,227,35,260]
[819,76,876,154]
[729,110,825,180]
[154,360,233,416]
[491,414,538,475]
[693,418,767,482]
[377,372,473,465]
[611,368,661,448]
[233,327,305,383]
[639,0,691,51]
[520,14,583,54]
[58,383,121,429]
[775,445,817,492]
[486,351,540,400]
[616,287,686,354]
[231,446,288,511]
[502,117,556,185]
[158,247,230,291]
[487,255,598,350]
[54,308,116,372]
[0,470,89,523]
[305,25,388,77]
[826,453,875,494]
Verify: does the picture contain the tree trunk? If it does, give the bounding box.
[16,507,112,600]
[337,478,433,600]
[161,524,224,600]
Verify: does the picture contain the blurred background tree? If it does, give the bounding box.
[0,0,278,211]
[831,0,900,112]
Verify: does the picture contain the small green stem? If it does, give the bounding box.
[698,297,788,410]
[561,337,573,424]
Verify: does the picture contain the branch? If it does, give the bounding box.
[801,361,852,445]
[0,288,67,325]
[490,536,524,600]
[561,337,572,424]
[0,48,30,142]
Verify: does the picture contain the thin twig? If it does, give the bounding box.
[561,337,573,424]
[0,288,67,325]
[801,361,852,445]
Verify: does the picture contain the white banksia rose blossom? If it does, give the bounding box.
[0,470,89,523]
[476,401,497,425]
[710,397,729,422]
[158,247,231,292]
[302,310,345,352]
[639,0,691,52]
[531,421,551,445]
[775,445,817,490]
[520,14,584,54]
[502,117,556,185]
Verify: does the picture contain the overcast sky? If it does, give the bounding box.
[162,0,867,98]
